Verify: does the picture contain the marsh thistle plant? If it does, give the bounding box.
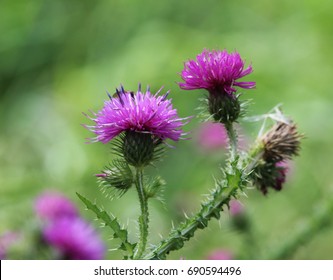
[76,49,305,260]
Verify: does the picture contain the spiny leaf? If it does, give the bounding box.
[76,192,135,257]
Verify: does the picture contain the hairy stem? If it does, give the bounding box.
[144,141,266,260]
[225,122,238,161]
[133,168,149,259]
[144,160,244,260]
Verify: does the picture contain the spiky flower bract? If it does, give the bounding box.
[179,49,255,123]
[250,120,302,195]
[262,122,303,163]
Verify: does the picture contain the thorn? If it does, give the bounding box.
[147,85,150,92]
[138,83,141,92]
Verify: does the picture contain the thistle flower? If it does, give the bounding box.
[179,49,255,124]
[262,122,303,163]
[43,217,105,260]
[179,49,255,94]
[86,85,186,143]
[35,191,78,221]
[85,85,188,167]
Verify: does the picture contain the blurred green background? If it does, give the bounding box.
[1,0,333,259]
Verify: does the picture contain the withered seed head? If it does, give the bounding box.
[262,122,303,163]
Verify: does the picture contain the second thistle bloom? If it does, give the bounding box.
[179,49,255,123]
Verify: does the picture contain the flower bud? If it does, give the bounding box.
[252,161,289,195]
[97,159,133,195]
[262,122,302,163]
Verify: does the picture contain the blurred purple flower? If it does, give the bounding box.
[196,122,228,151]
[0,232,20,260]
[179,49,255,94]
[43,217,105,260]
[85,86,188,144]
[207,249,233,260]
[229,200,244,217]
[35,191,78,221]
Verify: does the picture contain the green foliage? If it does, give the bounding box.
[76,192,136,259]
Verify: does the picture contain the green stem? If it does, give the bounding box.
[225,122,238,161]
[133,168,149,259]
[144,141,266,260]
[144,160,244,260]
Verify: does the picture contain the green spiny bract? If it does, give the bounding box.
[98,159,133,198]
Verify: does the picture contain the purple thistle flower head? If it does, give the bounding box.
[179,49,256,95]
[35,191,78,222]
[43,217,105,260]
[86,85,188,144]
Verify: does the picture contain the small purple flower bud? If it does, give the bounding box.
[254,161,289,195]
[43,217,105,260]
[262,122,303,163]
[229,200,244,217]
[95,173,107,178]
[35,191,78,221]
[0,232,20,260]
[207,249,233,260]
[272,161,288,191]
